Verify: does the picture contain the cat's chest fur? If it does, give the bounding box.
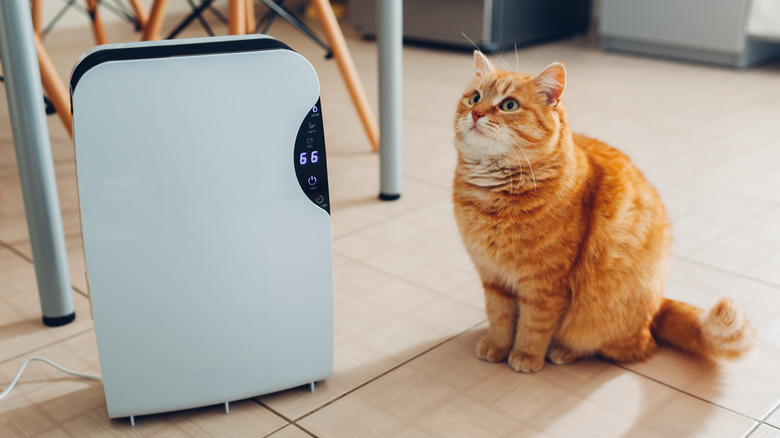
[452,170,584,292]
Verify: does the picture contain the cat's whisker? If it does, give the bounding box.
[503,148,518,193]
[494,52,513,72]
[461,33,482,54]
[514,144,537,191]
[520,52,538,75]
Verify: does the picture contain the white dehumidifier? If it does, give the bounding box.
[70,35,333,422]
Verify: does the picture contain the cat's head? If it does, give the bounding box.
[454,51,567,163]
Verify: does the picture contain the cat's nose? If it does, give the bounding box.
[472,110,485,122]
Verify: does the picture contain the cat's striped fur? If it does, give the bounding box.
[453,52,755,373]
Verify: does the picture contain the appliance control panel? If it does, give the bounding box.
[294,99,329,214]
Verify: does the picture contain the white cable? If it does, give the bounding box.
[0,356,102,401]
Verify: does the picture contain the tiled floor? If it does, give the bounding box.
[2,9,780,438]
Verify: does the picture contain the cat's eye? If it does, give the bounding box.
[499,98,520,112]
[468,92,481,105]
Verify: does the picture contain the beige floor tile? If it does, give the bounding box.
[258,377,357,423]
[0,334,102,424]
[0,160,82,245]
[62,406,174,436]
[0,329,286,437]
[354,365,459,422]
[641,392,758,438]
[530,391,756,438]
[627,264,780,420]
[156,400,287,438]
[34,426,78,437]
[0,333,104,437]
[297,395,409,438]
[258,337,398,421]
[767,407,780,428]
[0,394,59,437]
[527,393,643,438]
[385,425,436,438]
[446,277,486,311]
[265,424,314,438]
[356,315,448,364]
[412,395,524,438]
[747,249,780,287]
[11,233,88,294]
[0,248,93,363]
[751,424,780,438]
[407,326,502,391]
[465,367,570,423]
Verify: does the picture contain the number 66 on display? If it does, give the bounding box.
[299,151,319,165]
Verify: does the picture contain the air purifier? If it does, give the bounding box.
[70,35,333,422]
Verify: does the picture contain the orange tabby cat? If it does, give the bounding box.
[453,51,756,373]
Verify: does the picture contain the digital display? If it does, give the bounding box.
[293,98,329,213]
[299,150,320,166]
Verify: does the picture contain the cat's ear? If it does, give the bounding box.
[473,51,495,76]
[534,63,566,107]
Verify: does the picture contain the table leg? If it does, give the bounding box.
[378,0,402,200]
[0,0,75,326]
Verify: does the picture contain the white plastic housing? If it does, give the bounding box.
[71,35,333,419]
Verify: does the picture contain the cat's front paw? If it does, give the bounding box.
[476,337,511,363]
[508,350,545,373]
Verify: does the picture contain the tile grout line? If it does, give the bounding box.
[330,175,452,243]
[253,402,319,438]
[672,253,780,291]
[0,239,90,299]
[760,422,780,433]
[614,361,767,424]
[761,398,780,423]
[0,328,97,367]
[669,197,776,258]
[668,160,780,223]
[745,423,761,437]
[257,319,487,427]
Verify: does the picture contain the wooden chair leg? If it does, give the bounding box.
[85,0,108,45]
[31,0,44,37]
[142,0,169,41]
[127,0,150,29]
[246,0,256,33]
[34,34,73,138]
[229,0,247,35]
[310,0,379,152]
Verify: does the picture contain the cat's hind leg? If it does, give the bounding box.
[546,343,586,365]
[598,326,658,363]
[476,284,517,363]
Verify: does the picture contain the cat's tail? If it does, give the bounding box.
[650,297,756,360]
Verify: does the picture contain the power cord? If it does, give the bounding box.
[0,356,102,402]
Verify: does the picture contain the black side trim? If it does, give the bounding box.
[70,38,293,97]
[43,312,76,327]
